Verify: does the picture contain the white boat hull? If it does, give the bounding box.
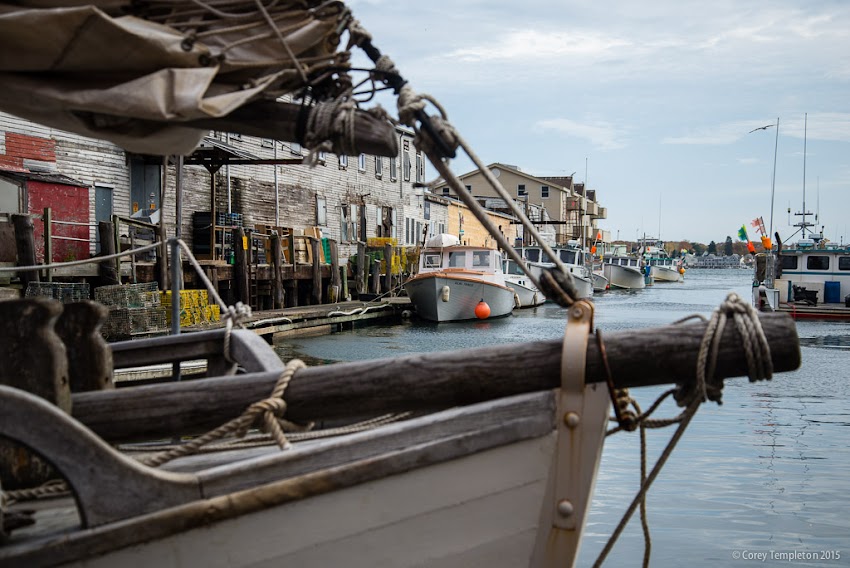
[526,264,593,300]
[406,273,516,322]
[591,272,609,292]
[505,275,546,307]
[602,264,646,289]
[75,433,557,568]
[651,266,683,283]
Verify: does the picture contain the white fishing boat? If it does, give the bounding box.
[516,245,594,299]
[754,235,850,320]
[643,246,684,283]
[405,234,516,322]
[591,271,610,292]
[601,255,646,290]
[751,114,850,320]
[503,258,546,307]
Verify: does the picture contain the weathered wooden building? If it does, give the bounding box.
[439,163,609,246]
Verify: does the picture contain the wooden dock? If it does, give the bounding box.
[187,297,412,340]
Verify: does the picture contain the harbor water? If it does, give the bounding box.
[274,269,850,567]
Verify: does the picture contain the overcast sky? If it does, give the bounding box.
[349,0,850,245]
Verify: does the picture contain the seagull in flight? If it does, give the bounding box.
[749,124,774,133]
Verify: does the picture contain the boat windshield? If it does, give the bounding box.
[448,251,466,268]
[559,250,577,264]
[423,253,442,268]
[472,251,490,269]
[525,249,540,262]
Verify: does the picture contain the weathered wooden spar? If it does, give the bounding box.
[72,311,799,443]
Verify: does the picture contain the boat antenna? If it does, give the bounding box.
[802,113,807,239]
[769,117,779,241]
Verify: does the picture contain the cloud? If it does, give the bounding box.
[448,29,633,64]
[534,118,628,150]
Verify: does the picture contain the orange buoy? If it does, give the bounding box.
[474,299,491,319]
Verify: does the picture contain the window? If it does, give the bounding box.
[375,156,383,178]
[318,151,327,164]
[465,185,472,192]
[316,196,327,226]
[517,184,527,196]
[358,154,366,171]
[339,154,348,168]
[390,157,398,180]
[448,251,466,268]
[424,254,441,268]
[442,187,451,195]
[416,154,424,183]
[780,255,798,270]
[525,249,540,262]
[261,138,274,149]
[229,132,242,141]
[415,221,422,242]
[403,152,411,181]
[290,142,301,155]
[340,205,350,242]
[807,256,830,270]
[559,250,576,264]
[839,257,850,270]
[472,251,490,268]
[541,185,550,198]
[0,177,20,213]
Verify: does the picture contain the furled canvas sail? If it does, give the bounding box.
[0,1,397,156]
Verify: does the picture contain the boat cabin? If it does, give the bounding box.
[604,255,641,269]
[775,246,850,304]
[420,247,504,274]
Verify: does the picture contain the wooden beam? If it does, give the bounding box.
[71,312,800,443]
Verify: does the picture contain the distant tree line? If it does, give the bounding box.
[616,235,764,257]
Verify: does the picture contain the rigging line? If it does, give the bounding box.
[0,241,163,273]
[252,0,309,84]
[418,124,576,303]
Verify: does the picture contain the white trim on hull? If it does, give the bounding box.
[406,273,516,322]
[602,264,646,289]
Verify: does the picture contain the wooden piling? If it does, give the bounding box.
[55,301,113,392]
[234,227,250,306]
[329,239,340,303]
[369,256,380,295]
[270,233,285,309]
[97,221,120,286]
[42,207,52,282]
[383,243,393,297]
[12,214,38,291]
[356,241,366,297]
[311,237,322,305]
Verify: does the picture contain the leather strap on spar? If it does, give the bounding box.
[531,299,610,567]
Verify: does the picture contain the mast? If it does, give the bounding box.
[793,113,814,239]
[769,117,779,240]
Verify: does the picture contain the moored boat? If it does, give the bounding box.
[405,234,516,322]
[503,258,546,307]
[753,236,850,320]
[516,245,593,299]
[601,254,646,290]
